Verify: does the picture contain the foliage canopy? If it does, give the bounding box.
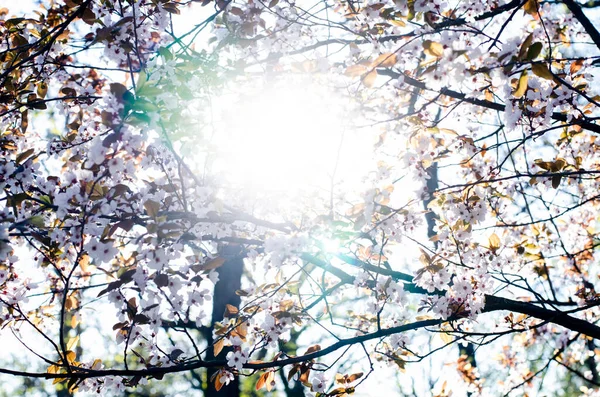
[2,0,600,395]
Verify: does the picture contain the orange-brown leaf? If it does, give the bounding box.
[256,372,268,390]
[304,344,321,355]
[524,0,538,15]
[347,372,363,382]
[372,52,397,68]
[213,338,225,357]
[224,304,239,317]
[215,374,224,391]
[570,59,584,75]
[344,64,368,77]
[363,70,378,87]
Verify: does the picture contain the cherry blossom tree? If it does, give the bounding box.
[2,0,600,395]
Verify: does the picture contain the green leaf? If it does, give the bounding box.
[144,199,160,218]
[27,215,45,228]
[531,63,554,80]
[526,42,543,60]
[518,34,533,60]
[158,47,173,61]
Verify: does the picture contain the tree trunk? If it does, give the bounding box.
[203,246,244,397]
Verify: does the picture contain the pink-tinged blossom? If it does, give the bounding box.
[311,372,328,393]
[219,369,235,386]
[226,349,248,370]
[389,333,408,350]
[85,238,118,264]
[189,288,212,306]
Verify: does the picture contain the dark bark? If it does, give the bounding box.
[203,246,244,397]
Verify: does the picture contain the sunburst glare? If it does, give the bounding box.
[207,76,371,199]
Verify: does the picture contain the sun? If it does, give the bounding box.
[207,75,371,199]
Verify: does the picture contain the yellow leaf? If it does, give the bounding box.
[91,358,102,370]
[79,254,91,274]
[423,40,444,58]
[531,63,554,80]
[56,29,70,41]
[66,350,76,364]
[415,315,433,321]
[548,158,567,172]
[232,322,248,341]
[37,82,48,99]
[439,331,452,344]
[372,52,397,68]
[489,233,501,250]
[513,70,528,98]
[67,335,79,351]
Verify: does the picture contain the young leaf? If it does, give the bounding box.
[344,64,367,77]
[551,175,562,189]
[524,0,538,15]
[423,40,444,58]
[143,200,160,218]
[304,344,321,354]
[372,52,397,67]
[531,63,554,80]
[66,335,79,351]
[202,257,226,271]
[288,365,300,381]
[224,304,239,317]
[215,374,224,391]
[518,34,534,60]
[266,371,275,391]
[213,338,225,357]
[513,70,528,98]
[363,70,378,88]
[489,233,501,250]
[526,42,543,60]
[255,372,267,390]
[570,59,584,75]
